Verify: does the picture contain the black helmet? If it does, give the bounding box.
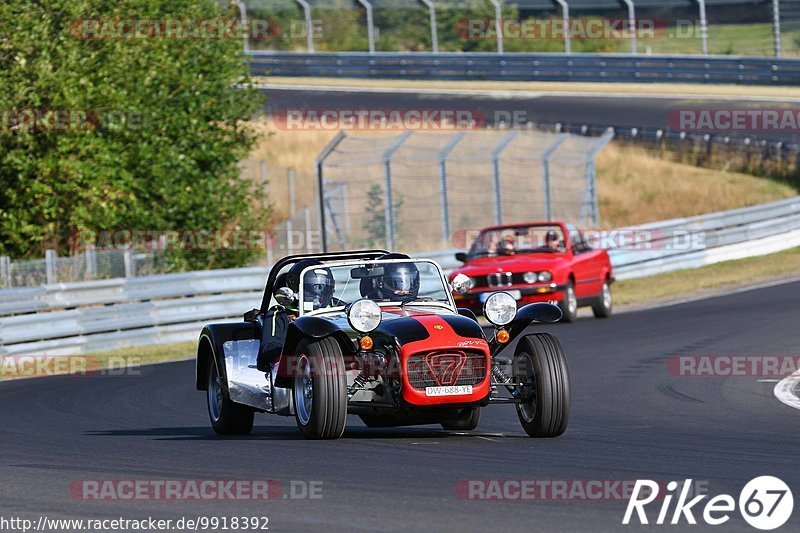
[286,259,335,311]
[377,254,419,301]
[545,230,559,242]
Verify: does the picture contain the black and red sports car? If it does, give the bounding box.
[196,250,570,439]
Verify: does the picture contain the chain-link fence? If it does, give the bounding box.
[317,128,613,253]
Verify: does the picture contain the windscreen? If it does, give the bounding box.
[299,260,450,313]
[469,225,566,258]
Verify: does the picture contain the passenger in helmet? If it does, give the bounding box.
[360,253,420,303]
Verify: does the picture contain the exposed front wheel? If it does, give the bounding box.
[440,407,481,431]
[293,337,347,439]
[513,334,570,438]
[207,359,254,435]
[592,281,613,318]
[558,281,578,323]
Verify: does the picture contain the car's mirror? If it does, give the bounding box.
[455,252,467,263]
[351,266,384,279]
[243,308,260,322]
[274,287,298,308]
[451,273,471,295]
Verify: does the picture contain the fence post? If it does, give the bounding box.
[382,132,413,250]
[315,131,348,252]
[260,160,269,211]
[45,249,57,285]
[357,0,376,53]
[489,0,504,54]
[438,132,466,246]
[287,169,296,253]
[491,131,519,225]
[420,0,438,53]
[773,0,782,57]
[584,128,615,227]
[554,0,571,54]
[123,249,134,278]
[303,206,312,253]
[85,245,97,279]
[541,134,569,221]
[697,0,708,55]
[621,0,637,54]
[294,0,315,52]
[234,1,249,54]
[0,256,10,288]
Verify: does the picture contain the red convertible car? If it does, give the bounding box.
[450,222,613,322]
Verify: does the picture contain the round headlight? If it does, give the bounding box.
[523,271,538,284]
[483,292,517,326]
[538,271,553,282]
[348,299,382,333]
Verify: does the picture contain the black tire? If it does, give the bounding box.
[558,280,578,323]
[293,337,348,440]
[440,407,481,431]
[207,359,254,435]
[591,280,613,318]
[513,334,570,438]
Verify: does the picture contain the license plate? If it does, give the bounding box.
[425,385,473,397]
[479,290,521,303]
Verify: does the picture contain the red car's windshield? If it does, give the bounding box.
[469,225,566,258]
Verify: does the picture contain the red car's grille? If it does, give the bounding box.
[406,350,487,391]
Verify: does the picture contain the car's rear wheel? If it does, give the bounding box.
[293,337,347,439]
[558,280,578,323]
[592,280,613,318]
[440,407,481,431]
[513,333,570,438]
[207,359,254,435]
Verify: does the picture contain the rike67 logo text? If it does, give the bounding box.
[623,477,793,530]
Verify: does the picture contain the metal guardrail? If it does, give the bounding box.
[2,196,799,356]
[248,52,800,85]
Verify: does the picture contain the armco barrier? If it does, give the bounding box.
[248,52,800,85]
[1,196,799,356]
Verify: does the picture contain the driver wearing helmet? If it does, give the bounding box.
[545,230,563,251]
[361,253,420,303]
[257,259,335,371]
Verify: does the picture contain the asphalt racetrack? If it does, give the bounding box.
[261,85,800,144]
[1,280,798,532]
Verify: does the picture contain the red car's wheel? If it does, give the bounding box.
[592,280,613,318]
[558,280,578,323]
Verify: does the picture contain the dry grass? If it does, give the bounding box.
[256,77,800,100]
[595,144,796,228]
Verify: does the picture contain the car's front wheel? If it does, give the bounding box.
[513,333,570,438]
[293,337,347,439]
[558,280,578,323]
[440,407,481,431]
[208,359,254,435]
[592,280,613,318]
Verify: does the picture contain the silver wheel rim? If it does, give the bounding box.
[567,286,577,316]
[208,362,222,422]
[294,355,313,426]
[517,353,537,423]
[602,283,612,309]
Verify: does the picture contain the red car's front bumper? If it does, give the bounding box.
[453,283,568,313]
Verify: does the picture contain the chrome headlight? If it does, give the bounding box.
[538,271,553,282]
[347,299,382,333]
[483,292,517,326]
[523,271,538,284]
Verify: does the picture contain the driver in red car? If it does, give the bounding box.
[545,230,564,251]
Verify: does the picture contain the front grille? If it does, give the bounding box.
[406,350,487,390]
[474,272,529,289]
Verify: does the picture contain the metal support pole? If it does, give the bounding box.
[697,0,708,55]
[489,0,504,54]
[294,0,315,52]
[260,160,268,211]
[0,256,10,288]
[490,131,519,225]
[554,0,571,54]
[621,0,637,54]
[438,132,466,245]
[123,249,134,279]
[314,131,348,253]
[773,0,782,58]
[420,0,438,53]
[45,249,57,285]
[357,0,376,53]
[286,169,296,253]
[303,206,312,253]
[382,132,413,251]
[585,128,615,226]
[541,134,569,221]
[85,245,97,279]
[234,1,249,54]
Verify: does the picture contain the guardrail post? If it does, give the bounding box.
[697,0,708,55]
[295,0,315,52]
[357,0,376,53]
[382,132,412,250]
[491,131,518,225]
[438,132,466,246]
[45,249,57,285]
[554,0,571,54]
[489,0,504,54]
[541,134,569,221]
[315,131,348,252]
[621,0,637,54]
[773,0,782,57]
[420,0,438,53]
[0,256,10,288]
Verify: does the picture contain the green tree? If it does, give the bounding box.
[363,183,403,249]
[0,0,266,270]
